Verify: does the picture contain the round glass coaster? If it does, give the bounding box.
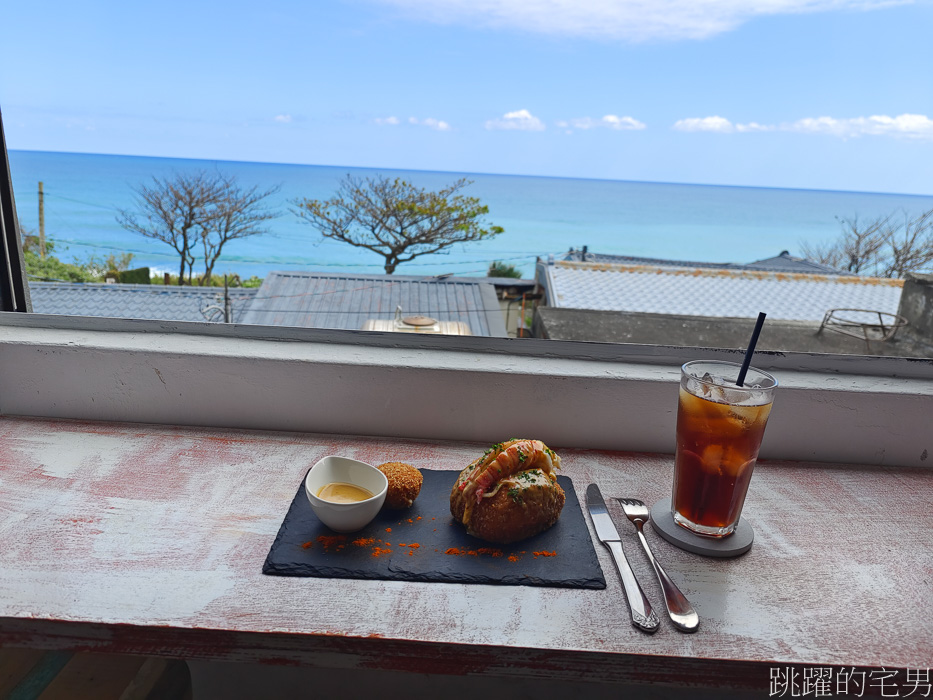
[650,498,754,558]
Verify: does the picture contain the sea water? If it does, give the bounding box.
[9,150,933,280]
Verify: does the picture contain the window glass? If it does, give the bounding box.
[2,1,932,357]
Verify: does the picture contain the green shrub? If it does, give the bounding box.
[112,267,151,284]
[24,250,99,283]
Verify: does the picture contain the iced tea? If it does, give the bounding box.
[672,361,776,537]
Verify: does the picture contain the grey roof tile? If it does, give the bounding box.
[561,250,738,270]
[538,260,903,322]
[240,271,507,336]
[746,251,844,275]
[28,282,258,323]
[561,249,844,275]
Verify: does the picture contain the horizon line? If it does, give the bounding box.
[10,147,933,200]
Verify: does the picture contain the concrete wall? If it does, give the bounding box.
[897,272,933,343]
[1,313,931,468]
[533,307,931,357]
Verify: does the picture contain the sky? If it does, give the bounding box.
[2,0,933,194]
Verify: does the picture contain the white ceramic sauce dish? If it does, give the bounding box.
[304,456,388,533]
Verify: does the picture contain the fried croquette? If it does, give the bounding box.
[450,440,564,543]
[377,462,423,509]
[451,468,564,543]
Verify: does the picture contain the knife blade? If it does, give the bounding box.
[586,483,660,633]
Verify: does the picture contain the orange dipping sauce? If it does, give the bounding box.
[317,482,374,504]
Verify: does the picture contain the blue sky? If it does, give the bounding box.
[2,0,932,194]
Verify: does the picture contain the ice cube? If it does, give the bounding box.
[700,444,724,476]
[702,382,729,404]
[699,372,714,397]
[727,408,752,426]
[720,387,748,404]
[722,450,755,478]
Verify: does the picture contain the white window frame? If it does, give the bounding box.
[1,312,930,469]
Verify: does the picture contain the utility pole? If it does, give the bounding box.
[38,181,46,258]
[223,275,232,323]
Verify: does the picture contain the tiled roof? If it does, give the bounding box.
[240,271,507,336]
[28,282,258,323]
[537,260,903,322]
[745,251,843,275]
[561,250,736,270]
[561,249,844,275]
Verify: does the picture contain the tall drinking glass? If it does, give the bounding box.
[672,360,777,538]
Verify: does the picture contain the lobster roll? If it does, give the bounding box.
[450,439,564,544]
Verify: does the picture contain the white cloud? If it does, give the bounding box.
[273,114,292,123]
[408,116,452,131]
[485,109,546,131]
[673,116,734,133]
[673,112,933,139]
[784,113,933,138]
[735,121,774,132]
[557,114,646,131]
[370,0,910,42]
[374,116,401,125]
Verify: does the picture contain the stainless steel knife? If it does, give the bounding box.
[586,483,660,633]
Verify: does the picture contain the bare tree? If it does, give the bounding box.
[801,214,888,274]
[197,182,280,285]
[800,209,933,278]
[292,175,504,274]
[877,209,933,279]
[798,238,847,271]
[117,171,279,285]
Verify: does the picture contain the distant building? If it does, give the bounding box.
[744,251,843,275]
[537,258,899,322]
[532,254,930,356]
[238,271,508,337]
[561,247,843,275]
[28,282,257,323]
[28,272,512,337]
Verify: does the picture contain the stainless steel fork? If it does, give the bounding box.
[617,498,699,633]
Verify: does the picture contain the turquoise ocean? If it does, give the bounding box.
[9,150,933,280]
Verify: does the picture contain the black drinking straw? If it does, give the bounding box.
[736,312,767,387]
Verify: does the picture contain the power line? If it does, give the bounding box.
[35,235,548,270]
[43,192,116,211]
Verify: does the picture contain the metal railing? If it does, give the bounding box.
[818,308,908,352]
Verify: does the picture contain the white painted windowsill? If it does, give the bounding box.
[0,314,930,468]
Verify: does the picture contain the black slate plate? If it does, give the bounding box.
[263,469,605,589]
